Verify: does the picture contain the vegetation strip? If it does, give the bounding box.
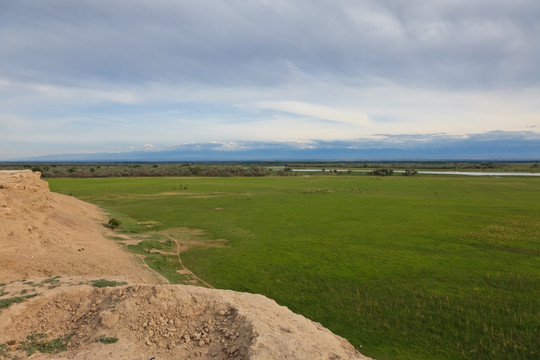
[90,279,128,288]
[0,294,39,310]
[1,161,538,178]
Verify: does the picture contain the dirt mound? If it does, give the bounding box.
[0,278,368,359]
[0,171,371,359]
[0,170,157,283]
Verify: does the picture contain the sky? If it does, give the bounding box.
[1,0,539,160]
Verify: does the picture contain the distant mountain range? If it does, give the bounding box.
[14,131,540,162]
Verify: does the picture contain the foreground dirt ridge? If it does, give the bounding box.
[0,170,371,360]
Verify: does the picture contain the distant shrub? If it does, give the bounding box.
[402,169,418,176]
[277,167,293,176]
[108,218,120,230]
[369,168,394,176]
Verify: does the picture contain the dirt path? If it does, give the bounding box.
[134,254,171,284]
[166,234,215,289]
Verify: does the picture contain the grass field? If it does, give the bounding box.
[47,175,540,360]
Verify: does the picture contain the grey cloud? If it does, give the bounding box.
[2,0,539,90]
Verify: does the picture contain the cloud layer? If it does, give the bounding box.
[1,0,539,159]
[19,131,540,162]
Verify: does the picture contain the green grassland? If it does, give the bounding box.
[46,175,540,360]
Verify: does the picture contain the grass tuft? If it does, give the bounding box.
[90,279,128,288]
[95,335,119,344]
[0,343,10,357]
[20,332,73,356]
[41,276,61,284]
[0,294,39,310]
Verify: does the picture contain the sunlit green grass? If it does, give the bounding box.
[47,175,540,360]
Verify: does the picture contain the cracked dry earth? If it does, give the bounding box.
[0,170,371,360]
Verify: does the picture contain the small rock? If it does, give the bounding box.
[99,311,119,328]
[198,340,205,347]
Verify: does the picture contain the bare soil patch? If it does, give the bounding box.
[0,171,157,284]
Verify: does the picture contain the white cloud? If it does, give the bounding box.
[0,78,139,105]
[256,101,370,126]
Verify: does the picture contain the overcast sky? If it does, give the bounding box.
[1,0,539,159]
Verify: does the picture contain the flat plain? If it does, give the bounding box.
[47,175,540,360]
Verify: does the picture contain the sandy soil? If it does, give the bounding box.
[0,170,158,284]
[0,170,371,360]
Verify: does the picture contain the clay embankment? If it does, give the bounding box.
[0,170,371,360]
[0,170,157,283]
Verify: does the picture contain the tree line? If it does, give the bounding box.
[0,163,270,178]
